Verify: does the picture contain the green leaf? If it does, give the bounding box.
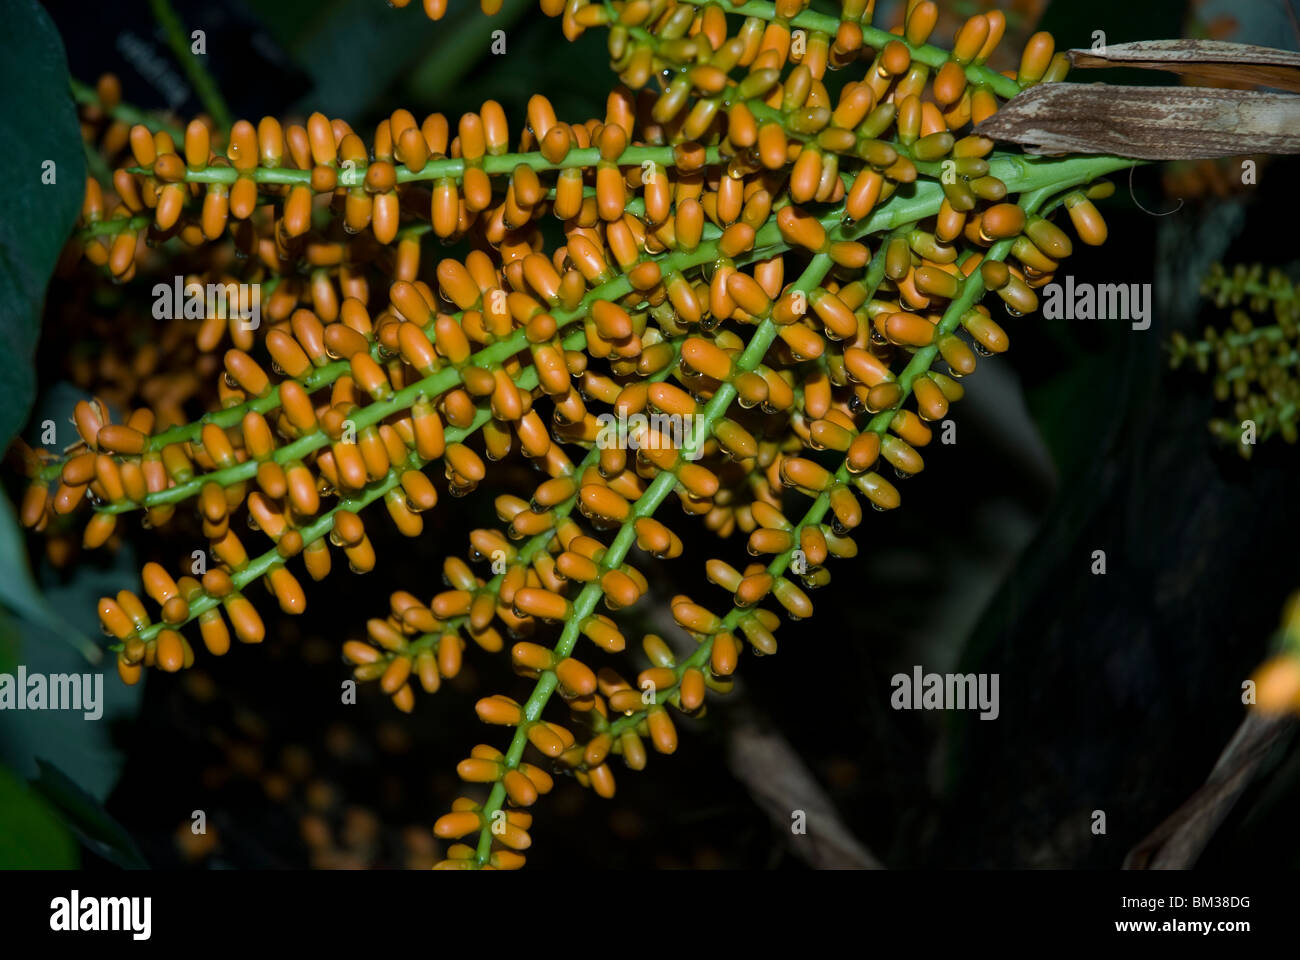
[0,598,17,677]
[0,490,102,664]
[0,0,83,453]
[0,489,143,797]
[30,760,148,870]
[0,763,78,868]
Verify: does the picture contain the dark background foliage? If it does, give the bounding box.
[1,0,1297,869]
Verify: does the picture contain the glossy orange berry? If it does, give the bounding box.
[284,184,313,237]
[1025,217,1073,260]
[852,471,901,511]
[781,457,833,492]
[117,656,142,686]
[198,610,231,657]
[912,376,950,421]
[904,1,938,45]
[981,204,1026,240]
[268,567,306,614]
[981,260,1011,291]
[1018,32,1056,85]
[433,811,481,839]
[678,668,706,711]
[756,123,787,170]
[503,770,539,807]
[885,312,935,347]
[475,695,523,726]
[673,601,722,635]
[961,309,1009,353]
[647,707,678,754]
[587,763,616,799]
[182,119,209,168]
[96,424,147,455]
[225,595,265,644]
[1065,193,1108,246]
[711,631,739,676]
[156,629,185,673]
[98,597,135,640]
[580,484,631,523]
[880,40,911,77]
[997,274,1039,315]
[971,87,999,126]
[513,587,569,622]
[934,61,967,107]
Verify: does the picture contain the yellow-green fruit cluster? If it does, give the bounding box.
[1171,263,1300,457]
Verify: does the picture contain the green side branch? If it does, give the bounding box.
[48,202,780,503]
[602,244,1017,742]
[353,341,685,685]
[122,360,541,650]
[83,147,1134,666]
[121,144,725,188]
[47,150,1137,527]
[671,0,1024,98]
[465,164,1123,863]
[468,243,839,868]
[71,79,186,141]
[339,444,604,675]
[601,225,906,734]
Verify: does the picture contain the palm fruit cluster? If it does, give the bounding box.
[1170,263,1300,457]
[11,0,1139,869]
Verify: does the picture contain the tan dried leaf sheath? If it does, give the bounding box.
[1068,40,1300,94]
[976,84,1300,159]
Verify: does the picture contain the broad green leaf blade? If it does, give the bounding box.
[0,0,83,453]
[0,502,144,795]
[0,491,102,664]
[31,760,149,870]
[0,763,78,868]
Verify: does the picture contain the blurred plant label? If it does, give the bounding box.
[115,29,189,109]
[0,666,102,720]
[50,890,150,940]
[890,666,999,720]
